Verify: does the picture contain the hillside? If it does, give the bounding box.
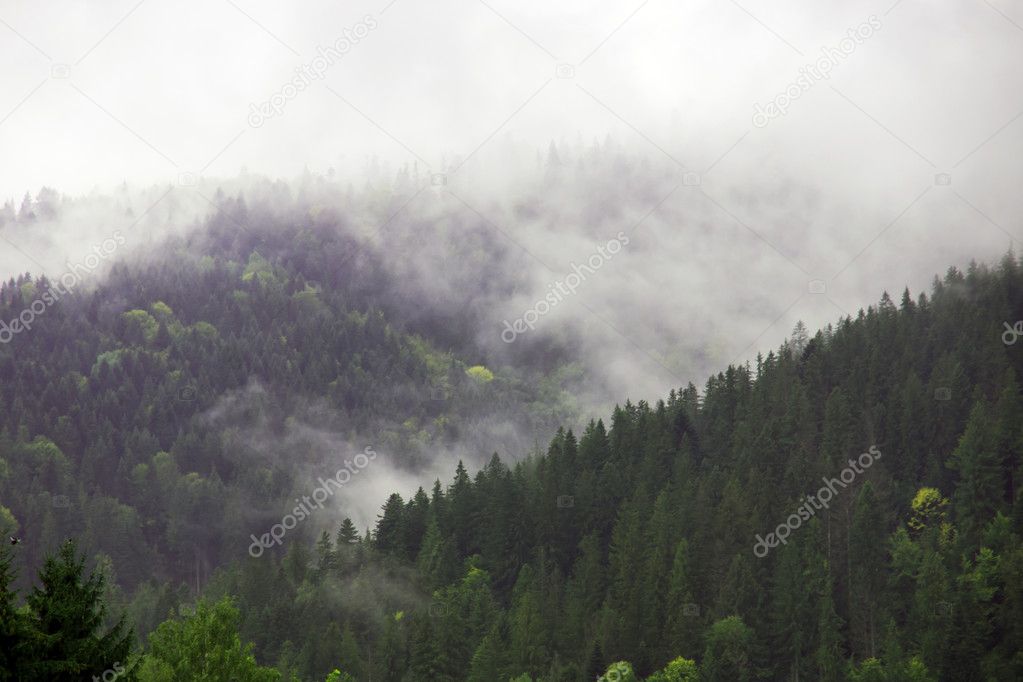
[0,198,581,597]
[219,255,1021,681]
[4,241,1022,680]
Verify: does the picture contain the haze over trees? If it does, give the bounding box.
[1,183,1022,679]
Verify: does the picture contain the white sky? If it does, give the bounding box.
[0,0,1018,195]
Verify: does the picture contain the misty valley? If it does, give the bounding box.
[0,168,1021,681]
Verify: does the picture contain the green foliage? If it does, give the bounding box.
[122,309,159,345]
[908,488,947,538]
[848,656,936,682]
[0,546,34,681]
[465,365,495,383]
[848,658,887,682]
[20,540,135,680]
[701,616,753,682]
[137,597,278,681]
[949,401,1005,547]
[0,506,17,539]
[324,669,354,682]
[645,656,698,682]
[241,252,277,286]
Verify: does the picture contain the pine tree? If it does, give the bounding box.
[910,551,952,676]
[507,565,549,678]
[26,540,135,680]
[604,498,643,660]
[416,515,459,590]
[335,518,359,546]
[563,532,605,654]
[0,546,34,681]
[664,538,700,660]
[376,611,406,682]
[374,493,406,555]
[993,372,1022,510]
[334,518,360,575]
[315,531,334,575]
[283,539,310,585]
[949,401,1002,547]
[337,621,363,680]
[815,569,845,682]
[849,483,887,659]
[404,487,431,561]
[406,616,445,681]
[467,623,507,682]
[448,461,476,556]
[584,641,605,682]
[770,539,815,681]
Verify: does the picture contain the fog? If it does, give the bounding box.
[2,0,1022,433]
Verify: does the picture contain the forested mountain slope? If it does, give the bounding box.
[210,255,1022,680]
[0,197,579,596]
[2,212,1022,680]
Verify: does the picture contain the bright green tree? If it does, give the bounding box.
[136,597,278,681]
[645,656,699,681]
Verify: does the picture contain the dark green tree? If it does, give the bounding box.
[25,540,136,681]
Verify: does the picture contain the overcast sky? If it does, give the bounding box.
[2,0,1022,405]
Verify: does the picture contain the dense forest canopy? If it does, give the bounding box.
[1,185,1022,680]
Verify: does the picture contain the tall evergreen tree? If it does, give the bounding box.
[949,401,1002,547]
[0,546,34,681]
[25,540,135,680]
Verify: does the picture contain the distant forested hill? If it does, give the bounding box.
[0,197,579,596]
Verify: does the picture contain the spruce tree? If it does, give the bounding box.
[0,546,34,681]
[949,401,1002,547]
[26,540,135,680]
